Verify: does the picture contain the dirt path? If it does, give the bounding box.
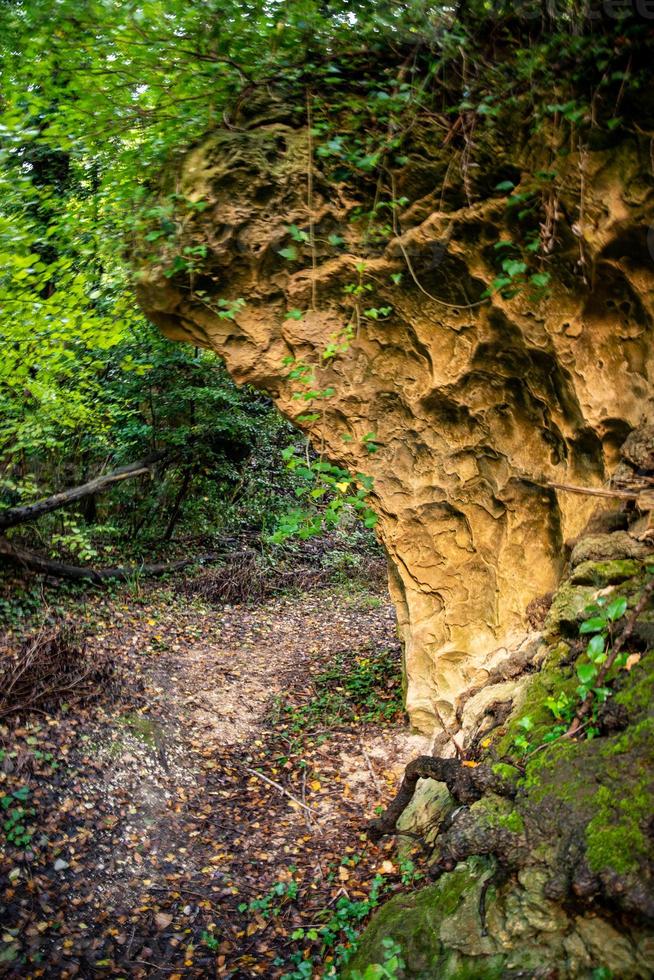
[0,584,430,978]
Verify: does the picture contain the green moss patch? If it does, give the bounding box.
[585,781,651,875]
[343,861,503,979]
[570,559,641,587]
[118,712,158,746]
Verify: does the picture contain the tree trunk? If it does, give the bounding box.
[162,465,196,541]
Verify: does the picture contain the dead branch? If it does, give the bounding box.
[178,552,332,604]
[546,480,637,500]
[244,765,321,817]
[0,625,121,718]
[0,452,167,531]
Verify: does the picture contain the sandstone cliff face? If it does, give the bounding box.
[137,102,654,736]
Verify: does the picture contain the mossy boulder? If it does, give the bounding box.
[345,858,653,978]
[570,533,652,567]
[544,582,599,634]
[397,778,452,850]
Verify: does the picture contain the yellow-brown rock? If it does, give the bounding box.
[137,103,654,735]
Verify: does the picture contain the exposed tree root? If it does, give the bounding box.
[366,755,516,841]
[367,750,654,924]
[430,808,526,874]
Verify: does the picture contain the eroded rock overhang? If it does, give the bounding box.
[136,99,654,737]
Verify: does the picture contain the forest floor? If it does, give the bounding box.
[0,579,431,978]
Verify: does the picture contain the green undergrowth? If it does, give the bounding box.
[494,562,653,757]
[270,645,405,742]
[350,555,654,978]
[234,855,424,978]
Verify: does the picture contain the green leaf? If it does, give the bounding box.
[576,662,598,685]
[287,224,309,242]
[278,246,299,261]
[501,259,528,277]
[580,617,606,634]
[587,633,606,662]
[606,596,627,621]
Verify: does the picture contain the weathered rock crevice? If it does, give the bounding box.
[137,89,654,737]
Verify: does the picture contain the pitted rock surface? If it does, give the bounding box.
[138,103,654,734]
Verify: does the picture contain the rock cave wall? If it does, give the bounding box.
[137,102,654,737]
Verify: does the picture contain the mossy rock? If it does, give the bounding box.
[570,533,653,567]
[346,858,653,978]
[397,778,452,851]
[343,862,505,979]
[544,583,599,634]
[570,558,641,586]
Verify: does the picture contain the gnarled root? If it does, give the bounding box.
[431,809,526,873]
[366,755,516,841]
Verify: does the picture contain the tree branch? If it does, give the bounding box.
[0,452,167,531]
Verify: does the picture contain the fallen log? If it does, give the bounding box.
[0,452,168,531]
[0,537,221,583]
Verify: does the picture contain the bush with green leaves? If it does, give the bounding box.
[511,588,642,755]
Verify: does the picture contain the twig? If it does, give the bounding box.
[525,719,590,760]
[130,961,176,972]
[244,766,320,816]
[125,924,136,961]
[361,747,383,795]
[301,767,312,830]
[546,480,637,500]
